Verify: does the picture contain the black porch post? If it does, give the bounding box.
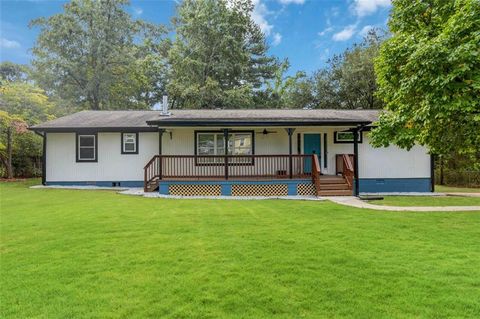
[223,128,229,180]
[158,129,165,179]
[158,129,165,154]
[353,129,359,196]
[42,132,46,186]
[430,154,435,192]
[286,128,295,179]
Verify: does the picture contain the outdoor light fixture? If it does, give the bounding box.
[258,129,277,135]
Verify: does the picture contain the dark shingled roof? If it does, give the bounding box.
[30,109,380,131]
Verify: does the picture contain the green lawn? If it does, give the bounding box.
[1,181,480,318]
[368,195,480,207]
[436,185,480,193]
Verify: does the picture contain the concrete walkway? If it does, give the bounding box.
[31,185,480,211]
[445,192,480,197]
[326,196,480,212]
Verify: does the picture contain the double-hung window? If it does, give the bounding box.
[196,131,253,164]
[77,134,97,162]
[122,133,138,154]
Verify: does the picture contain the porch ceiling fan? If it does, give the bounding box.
[256,129,277,135]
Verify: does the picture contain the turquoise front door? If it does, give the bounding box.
[303,134,321,174]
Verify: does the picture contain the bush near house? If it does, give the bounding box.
[435,170,480,188]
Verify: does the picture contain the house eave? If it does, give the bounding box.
[28,126,159,133]
[146,120,374,127]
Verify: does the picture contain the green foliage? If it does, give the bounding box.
[311,29,385,109]
[0,63,55,177]
[0,62,30,84]
[0,111,29,178]
[371,0,480,156]
[435,185,480,193]
[1,82,54,123]
[30,0,168,110]
[168,0,278,109]
[259,59,313,108]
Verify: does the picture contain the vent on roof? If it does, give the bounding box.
[160,95,171,116]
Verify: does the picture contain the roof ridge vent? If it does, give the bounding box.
[160,95,171,116]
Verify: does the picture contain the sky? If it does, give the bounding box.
[0,0,391,75]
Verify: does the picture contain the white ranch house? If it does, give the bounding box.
[30,108,433,197]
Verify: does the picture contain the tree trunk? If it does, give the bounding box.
[6,126,13,179]
[439,155,444,185]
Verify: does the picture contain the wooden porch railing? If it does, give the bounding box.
[342,154,354,189]
[312,154,321,196]
[144,154,321,192]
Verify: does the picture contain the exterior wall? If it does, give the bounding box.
[161,127,292,155]
[46,132,158,185]
[358,139,430,179]
[294,127,431,192]
[45,127,431,192]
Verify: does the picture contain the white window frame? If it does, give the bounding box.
[122,132,138,154]
[77,134,97,162]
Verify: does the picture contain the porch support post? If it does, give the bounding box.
[158,129,165,180]
[35,131,46,185]
[223,128,229,180]
[158,129,165,155]
[353,128,360,196]
[430,154,435,192]
[286,128,296,179]
[42,132,46,186]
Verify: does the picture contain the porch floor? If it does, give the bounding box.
[159,174,345,182]
[151,175,352,196]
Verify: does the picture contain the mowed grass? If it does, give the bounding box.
[1,181,480,318]
[368,195,480,207]
[436,185,480,193]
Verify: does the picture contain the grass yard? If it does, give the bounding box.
[368,195,480,207]
[1,180,480,318]
[435,185,480,193]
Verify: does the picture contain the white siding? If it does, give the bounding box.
[294,127,430,178]
[161,127,292,155]
[46,127,430,182]
[46,132,158,182]
[358,138,430,178]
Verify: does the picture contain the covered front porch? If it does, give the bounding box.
[143,126,360,196]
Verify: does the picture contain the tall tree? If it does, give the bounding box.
[0,112,28,179]
[371,0,480,157]
[0,62,30,84]
[0,62,55,178]
[30,0,168,110]
[260,60,313,108]
[168,0,278,109]
[311,29,384,109]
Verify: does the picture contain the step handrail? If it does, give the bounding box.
[312,154,321,195]
[342,154,354,189]
[144,155,161,192]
